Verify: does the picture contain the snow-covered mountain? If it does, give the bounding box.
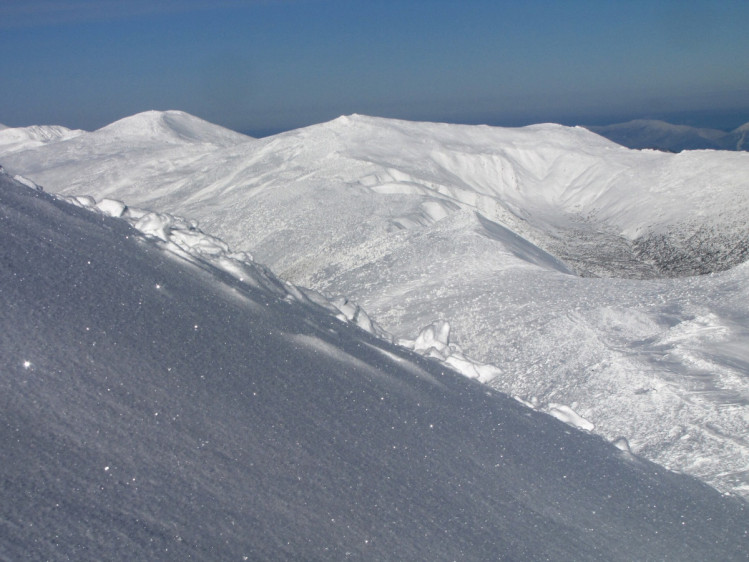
[2,111,749,501]
[2,171,748,559]
[92,109,253,146]
[0,110,252,186]
[587,119,749,152]
[0,123,85,155]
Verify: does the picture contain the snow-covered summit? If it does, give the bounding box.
[215,112,749,277]
[0,111,255,201]
[0,111,251,183]
[92,109,252,147]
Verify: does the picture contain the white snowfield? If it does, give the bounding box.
[0,123,85,155]
[2,110,749,501]
[2,171,749,560]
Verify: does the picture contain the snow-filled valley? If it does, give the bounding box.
[2,169,749,559]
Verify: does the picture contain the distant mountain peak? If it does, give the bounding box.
[0,123,85,155]
[586,119,746,152]
[93,109,252,146]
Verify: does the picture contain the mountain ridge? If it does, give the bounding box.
[92,109,253,146]
[0,124,85,155]
[587,118,749,152]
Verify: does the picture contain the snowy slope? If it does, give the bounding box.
[2,113,749,501]
[2,172,749,560]
[4,114,747,277]
[92,109,253,146]
[0,110,253,198]
[587,119,749,152]
[0,124,85,155]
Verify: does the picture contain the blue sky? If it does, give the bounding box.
[1,0,748,135]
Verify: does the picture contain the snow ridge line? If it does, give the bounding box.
[45,183,596,434]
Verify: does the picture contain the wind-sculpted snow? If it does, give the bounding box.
[58,189,503,384]
[3,171,749,560]
[2,112,749,500]
[3,113,747,278]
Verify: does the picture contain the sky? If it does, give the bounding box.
[1,0,748,136]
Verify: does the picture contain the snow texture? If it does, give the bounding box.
[2,111,749,501]
[0,124,85,155]
[2,171,749,560]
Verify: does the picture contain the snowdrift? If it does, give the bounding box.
[2,172,748,560]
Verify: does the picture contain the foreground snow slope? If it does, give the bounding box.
[2,173,748,560]
[2,112,748,499]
